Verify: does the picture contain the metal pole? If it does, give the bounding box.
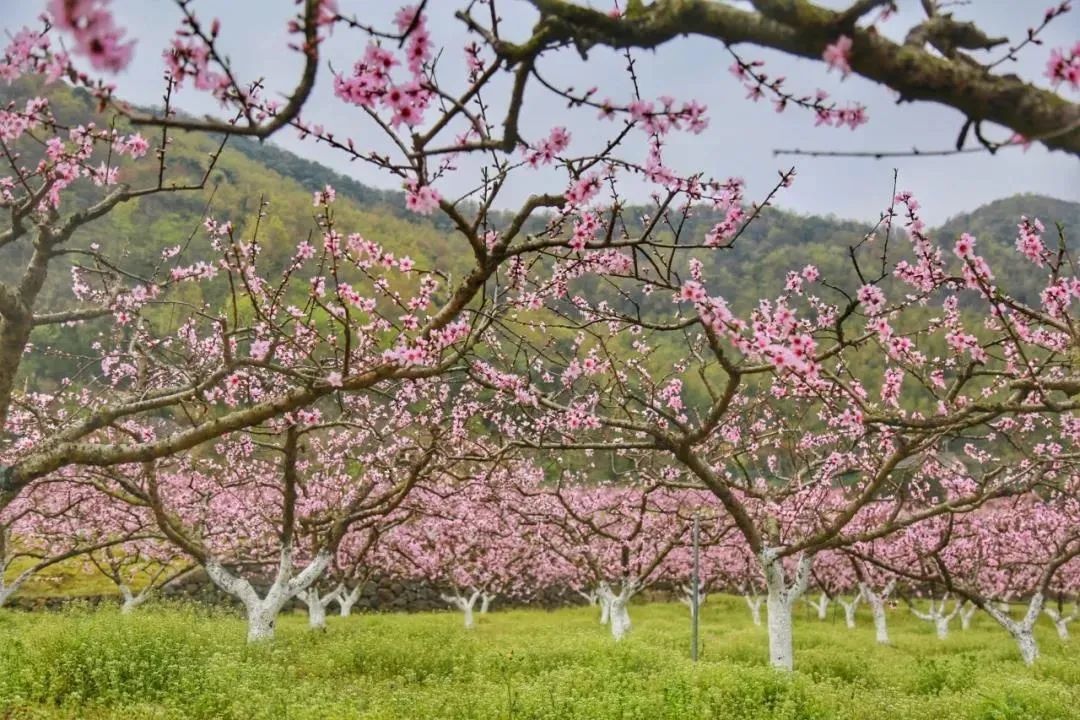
[691,511,700,661]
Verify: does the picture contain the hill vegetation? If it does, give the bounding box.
[4,79,1076,398]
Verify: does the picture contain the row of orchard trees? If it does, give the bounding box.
[1,0,1078,672]
[4,450,1079,668]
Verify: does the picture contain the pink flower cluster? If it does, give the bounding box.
[525,127,570,167]
[0,27,69,83]
[47,0,134,72]
[1046,41,1080,90]
[333,5,433,128]
[822,36,853,77]
[1015,216,1048,265]
[404,178,441,214]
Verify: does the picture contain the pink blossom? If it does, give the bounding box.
[823,36,853,77]
[954,233,976,259]
[404,179,441,214]
[48,0,135,72]
[856,284,886,314]
[1045,41,1080,90]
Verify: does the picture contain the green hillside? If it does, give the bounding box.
[3,79,1076,390]
[0,78,461,385]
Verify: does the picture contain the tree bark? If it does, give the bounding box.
[680,584,707,614]
[598,580,638,641]
[520,0,1080,156]
[761,550,812,671]
[859,580,895,645]
[911,594,959,640]
[838,591,861,629]
[204,547,331,643]
[985,593,1044,666]
[442,589,482,629]
[807,592,829,621]
[337,583,363,617]
[959,602,977,631]
[1044,607,1074,642]
[297,587,341,631]
[119,584,152,615]
[744,593,764,626]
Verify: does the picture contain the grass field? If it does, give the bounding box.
[0,597,1077,720]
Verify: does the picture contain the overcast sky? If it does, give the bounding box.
[3,1,1077,224]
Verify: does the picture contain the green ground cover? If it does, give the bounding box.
[0,597,1076,719]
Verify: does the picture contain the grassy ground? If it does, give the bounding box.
[0,597,1077,720]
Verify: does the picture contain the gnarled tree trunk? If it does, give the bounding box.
[1044,607,1075,642]
[442,589,482,629]
[838,591,861,629]
[204,547,331,643]
[959,602,977,631]
[119,584,153,615]
[985,593,1044,666]
[806,592,830,621]
[859,580,895,645]
[744,593,764,627]
[297,586,342,630]
[761,550,812,671]
[910,594,961,640]
[336,583,364,617]
[597,580,639,641]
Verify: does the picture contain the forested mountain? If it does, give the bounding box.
[229,108,1080,316]
[4,79,1077,388]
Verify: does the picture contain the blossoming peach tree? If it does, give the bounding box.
[0,0,1076,660]
[475,184,1079,668]
[1,0,714,611]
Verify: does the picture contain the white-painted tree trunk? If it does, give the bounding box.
[859,580,895,645]
[806,592,830,621]
[959,602,977,630]
[577,589,599,607]
[246,605,278,642]
[441,589,482,629]
[765,587,794,670]
[204,546,332,643]
[307,595,328,630]
[679,584,707,614]
[1044,607,1075,642]
[609,596,630,641]
[911,594,960,640]
[597,582,612,625]
[337,583,363,617]
[118,584,153,615]
[761,550,813,671]
[598,580,638,641]
[297,587,341,630]
[838,591,861,629]
[985,593,1044,666]
[0,568,34,608]
[1013,629,1039,665]
[744,594,764,627]
[0,582,19,608]
[480,592,495,614]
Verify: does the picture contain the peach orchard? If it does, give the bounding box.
[0,0,1077,673]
